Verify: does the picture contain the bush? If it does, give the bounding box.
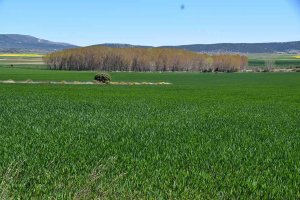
[95,73,111,83]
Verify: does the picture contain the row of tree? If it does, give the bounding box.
[44,47,248,72]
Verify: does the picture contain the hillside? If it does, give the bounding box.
[1,34,299,54]
[92,43,152,49]
[95,41,300,54]
[162,41,300,53]
[0,34,78,53]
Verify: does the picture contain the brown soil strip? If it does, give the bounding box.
[0,80,172,85]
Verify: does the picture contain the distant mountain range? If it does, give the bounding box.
[0,34,78,53]
[0,34,299,54]
[91,43,152,49]
[161,42,300,54]
[97,42,300,54]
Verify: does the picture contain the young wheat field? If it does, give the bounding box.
[0,68,300,198]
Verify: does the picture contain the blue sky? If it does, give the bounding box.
[0,0,299,46]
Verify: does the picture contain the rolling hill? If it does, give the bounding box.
[161,41,300,53]
[97,41,300,54]
[0,34,78,53]
[92,43,152,49]
[1,34,299,54]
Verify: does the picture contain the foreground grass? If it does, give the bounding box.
[0,69,300,198]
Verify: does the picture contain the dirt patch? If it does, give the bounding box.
[0,80,172,85]
[1,79,16,84]
[245,68,297,73]
[110,82,171,85]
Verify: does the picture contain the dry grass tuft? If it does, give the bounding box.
[74,157,126,200]
[0,161,24,199]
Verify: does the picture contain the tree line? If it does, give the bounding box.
[44,46,248,72]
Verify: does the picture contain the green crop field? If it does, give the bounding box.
[0,54,46,69]
[248,54,300,68]
[1,67,300,199]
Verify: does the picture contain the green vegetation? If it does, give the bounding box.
[95,73,112,83]
[0,67,300,198]
[248,54,300,68]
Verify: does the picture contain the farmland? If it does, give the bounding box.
[1,53,300,70]
[248,54,300,68]
[0,66,300,198]
[0,54,45,69]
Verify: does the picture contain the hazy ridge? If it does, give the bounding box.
[1,34,299,54]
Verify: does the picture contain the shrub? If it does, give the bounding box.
[94,73,111,83]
